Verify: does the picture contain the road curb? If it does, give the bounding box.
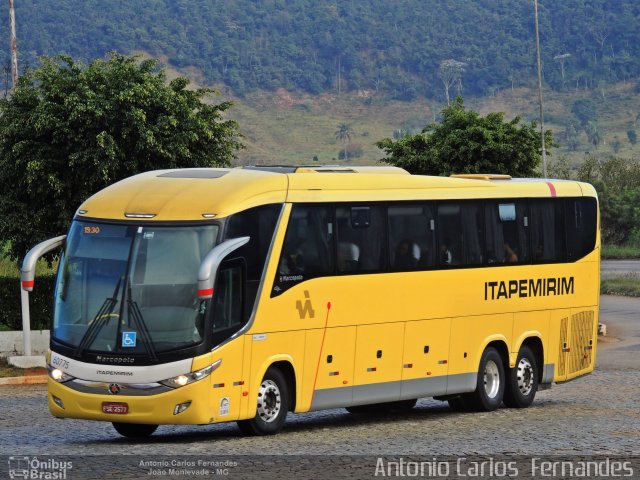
[0,375,47,386]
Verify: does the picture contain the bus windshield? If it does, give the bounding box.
[53,221,219,355]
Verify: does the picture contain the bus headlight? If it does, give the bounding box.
[47,365,75,383]
[160,360,221,389]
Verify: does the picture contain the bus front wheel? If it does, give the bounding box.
[112,422,158,438]
[503,345,538,408]
[237,367,290,436]
[467,346,505,412]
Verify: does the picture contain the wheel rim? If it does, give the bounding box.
[483,360,500,399]
[516,357,534,396]
[257,379,281,423]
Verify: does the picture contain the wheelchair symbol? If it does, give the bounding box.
[122,331,137,348]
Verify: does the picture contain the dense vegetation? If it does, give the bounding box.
[0,54,240,261]
[377,98,553,176]
[576,156,640,246]
[1,0,638,100]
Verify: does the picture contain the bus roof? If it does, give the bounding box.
[77,167,597,222]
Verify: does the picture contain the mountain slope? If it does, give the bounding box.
[3,0,639,100]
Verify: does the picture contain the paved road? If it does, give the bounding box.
[601,259,640,278]
[0,295,638,478]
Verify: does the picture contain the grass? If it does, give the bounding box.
[601,274,640,297]
[207,81,640,169]
[602,244,640,259]
[0,357,23,377]
[0,356,47,378]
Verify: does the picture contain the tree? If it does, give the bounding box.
[553,53,571,87]
[578,156,640,245]
[376,97,554,177]
[563,122,580,151]
[585,122,602,149]
[571,98,598,127]
[612,136,622,154]
[0,53,242,261]
[438,59,466,105]
[334,122,354,160]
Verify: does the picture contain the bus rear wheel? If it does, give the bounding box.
[237,367,289,436]
[503,345,539,408]
[112,422,158,438]
[467,346,505,412]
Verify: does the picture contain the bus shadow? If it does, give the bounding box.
[87,401,465,445]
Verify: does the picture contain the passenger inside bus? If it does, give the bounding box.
[394,239,420,269]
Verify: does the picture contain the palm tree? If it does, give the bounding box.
[335,122,354,160]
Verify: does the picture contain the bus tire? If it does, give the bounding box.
[503,345,538,408]
[237,367,289,436]
[112,422,158,438]
[467,346,505,412]
[346,399,417,414]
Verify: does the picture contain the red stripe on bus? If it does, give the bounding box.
[546,182,557,197]
[310,302,332,406]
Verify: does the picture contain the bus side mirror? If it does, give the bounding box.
[21,235,67,291]
[197,236,249,300]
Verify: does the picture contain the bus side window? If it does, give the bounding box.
[530,199,566,263]
[212,261,244,347]
[388,204,436,270]
[336,205,386,273]
[437,202,483,266]
[273,204,334,295]
[566,197,597,261]
[484,201,529,264]
[225,204,280,315]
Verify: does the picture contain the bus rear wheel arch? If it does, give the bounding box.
[503,344,539,408]
[237,366,290,436]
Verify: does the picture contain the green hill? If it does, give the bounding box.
[3,0,640,101]
[3,0,638,168]
[45,57,635,168]
[223,82,640,168]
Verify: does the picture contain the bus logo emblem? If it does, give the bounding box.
[108,383,121,395]
[122,332,137,348]
[296,290,315,319]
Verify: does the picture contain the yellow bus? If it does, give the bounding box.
[22,166,600,437]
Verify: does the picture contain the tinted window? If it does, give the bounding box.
[530,200,566,262]
[566,197,597,261]
[273,204,334,295]
[484,201,529,264]
[336,205,387,273]
[437,202,483,266]
[212,262,244,347]
[225,204,280,315]
[388,204,436,270]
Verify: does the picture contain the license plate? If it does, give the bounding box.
[102,402,129,414]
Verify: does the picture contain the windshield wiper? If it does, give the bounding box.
[127,298,159,362]
[73,276,123,358]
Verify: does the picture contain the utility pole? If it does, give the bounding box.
[9,0,18,89]
[534,0,547,178]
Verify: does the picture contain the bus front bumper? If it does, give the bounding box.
[47,377,214,425]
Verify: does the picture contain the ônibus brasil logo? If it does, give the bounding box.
[8,456,72,479]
